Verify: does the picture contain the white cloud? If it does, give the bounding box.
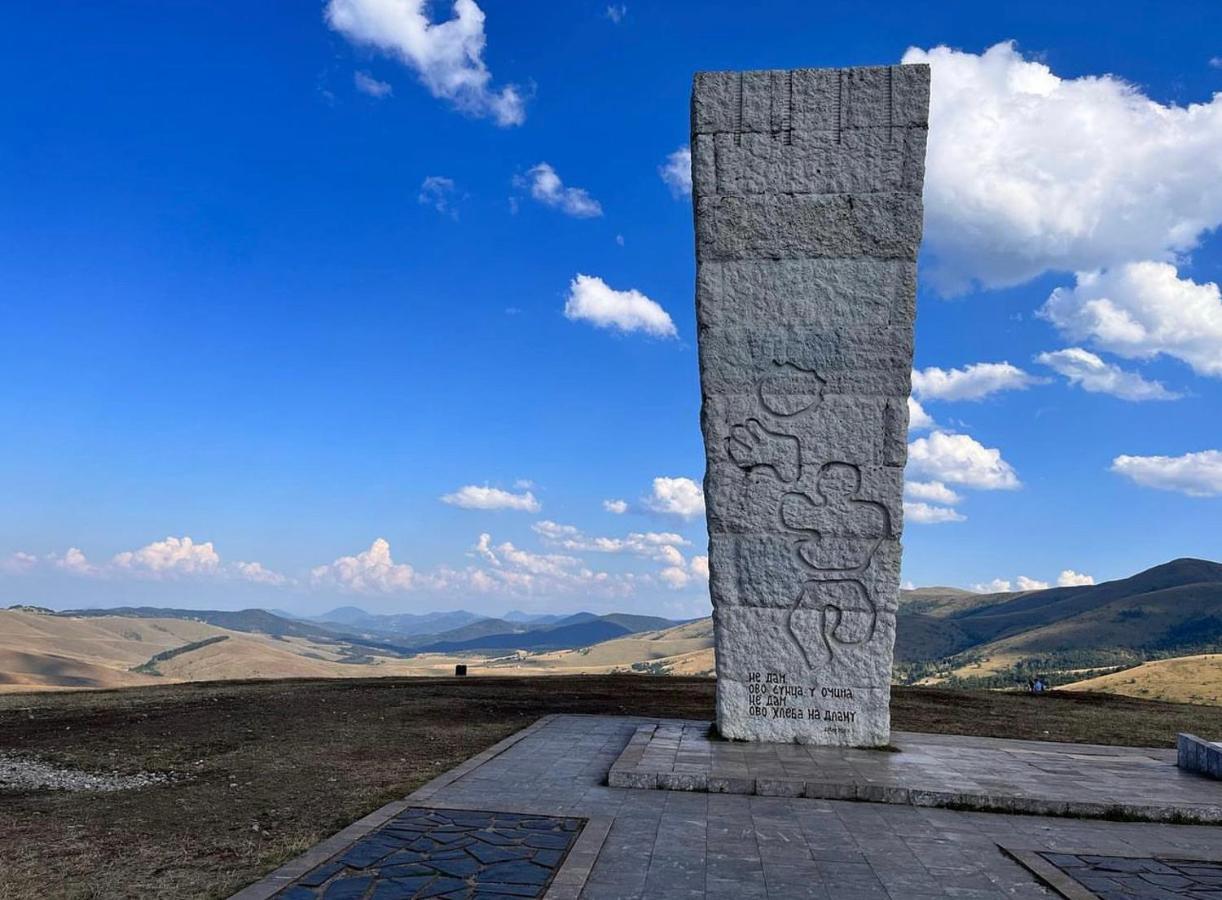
[441,485,541,512]
[516,163,602,218]
[1040,262,1222,377]
[645,476,705,519]
[911,362,1041,401]
[907,396,935,431]
[659,146,692,197]
[903,41,1222,293]
[112,536,220,579]
[12,539,284,586]
[605,4,627,24]
[311,538,416,592]
[564,274,677,338]
[233,561,289,587]
[905,480,962,505]
[1016,575,1050,591]
[0,551,38,575]
[659,565,691,589]
[324,0,525,126]
[1211,57,1222,70]
[353,70,392,98]
[1111,450,1222,497]
[972,578,1013,593]
[904,501,966,524]
[53,548,98,576]
[690,555,709,580]
[1058,569,1095,587]
[603,499,628,514]
[418,175,458,218]
[907,432,1020,490]
[532,520,690,562]
[1035,347,1179,401]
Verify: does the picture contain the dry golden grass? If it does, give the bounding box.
[1062,654,1222,706]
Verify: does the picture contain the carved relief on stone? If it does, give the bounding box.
[725,365,890,667]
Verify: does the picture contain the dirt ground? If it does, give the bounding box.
[2,675,1219,900]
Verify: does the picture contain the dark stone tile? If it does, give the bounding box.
[467,843,532,865]
[418,876,470,898]
[278,888,317,900]
[296,862,344,887]
[322,875,375,899]
[475,860,551,886]
[522,832,570,850]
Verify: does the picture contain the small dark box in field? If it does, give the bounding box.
[455,664,467,676]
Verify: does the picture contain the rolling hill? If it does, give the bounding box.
[1061,654,1222,706]
[3,558,1218,700]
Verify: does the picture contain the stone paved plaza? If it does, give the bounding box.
[608,722,1222,824]
[237,715,1222,899]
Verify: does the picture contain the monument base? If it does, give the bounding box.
[714,606,893,747]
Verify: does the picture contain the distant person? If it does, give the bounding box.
[1032,677,1046,693]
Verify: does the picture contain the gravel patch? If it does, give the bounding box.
[0,752,175,792]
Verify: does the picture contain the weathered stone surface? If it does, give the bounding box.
[695,64,928,745]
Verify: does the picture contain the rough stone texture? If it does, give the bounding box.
[693,64,929,745]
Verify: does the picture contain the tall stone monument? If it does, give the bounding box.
[694,65,929,746]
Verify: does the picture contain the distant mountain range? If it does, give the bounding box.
[6,557,1219,704]
[51,604,687,657]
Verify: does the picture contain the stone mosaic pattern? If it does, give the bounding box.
[692,65,929,746]
[275,807,583,899]
[607,721,1222,824]
[1039,852,1222,899]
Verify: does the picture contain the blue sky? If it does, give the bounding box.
[1,1,1220,616]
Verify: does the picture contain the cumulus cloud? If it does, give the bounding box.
[353,70,392,98]
[903,41,1222,293]
[1035,347,1179,401]
[1058,569,1095,587]
[605,4,626,23]
[645,476,706,519]
[905,480,962,505]
[1111,450,1222,497]
[324,0,526,126]
[659,146,692,197]
[532,520,690,562]
[911,362,1041,401]
[972,578,1013,594]
[112,536,221,579]
[1040,262,1222,377]
[603,499,628,514]
[441,485,541,512]
[690,555,709,580]
[903,501,966,524]
[9,538,286,586]
[659,552,708,590]
[418,175,458,218]
[564,274,677,338]
[516,163,602,218]
[311,537,416,592]
[1016,575,1050,591]
[907,432,1020,490]
[907,397,935,431]
[233,561,289,587]
[1,551,38,575]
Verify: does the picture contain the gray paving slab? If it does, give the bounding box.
[233,715,1222,899]
[608,721,1222,824]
